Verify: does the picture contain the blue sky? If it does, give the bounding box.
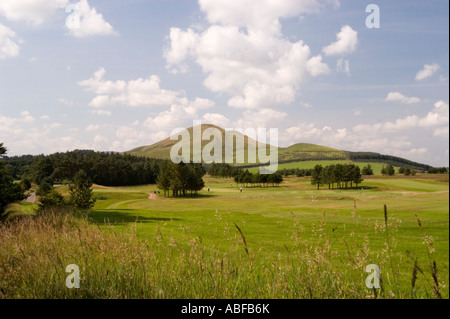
[0,0,448,166]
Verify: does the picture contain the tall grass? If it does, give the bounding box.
[0,206,446,299]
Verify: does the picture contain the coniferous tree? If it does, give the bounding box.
[69,170,96,209]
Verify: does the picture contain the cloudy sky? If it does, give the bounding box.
[0,0,448,166]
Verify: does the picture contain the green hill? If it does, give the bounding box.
[125,124,432,171]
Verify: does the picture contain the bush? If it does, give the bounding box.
[38,189,65,208]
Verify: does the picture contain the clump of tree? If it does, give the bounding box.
[0,143,26,219]
[36,177,65,208]
[381,164,395,176]
[233,170,283,188]
[361,164,374,175]
[157,161,205,197]
[311,164,363,190]
[427,167,448,174]
[69,170,96,209]
[398,167,417,176]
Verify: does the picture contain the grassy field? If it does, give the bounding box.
[1,174,448,298]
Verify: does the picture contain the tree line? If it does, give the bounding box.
[206,163,241,178]
[347,152,431,171]
[311,164,363,190]
[5,150,162,186]
[427,167,448,174]
[278,168,313,177]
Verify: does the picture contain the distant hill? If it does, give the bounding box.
[125,124,432,171]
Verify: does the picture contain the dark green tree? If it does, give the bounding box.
[381,164,395,176]
[69,170,96,209]
[1,143,26,218]
[362,164,374,175]
[311,164,323,190]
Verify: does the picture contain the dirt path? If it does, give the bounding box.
[25,192,36,203]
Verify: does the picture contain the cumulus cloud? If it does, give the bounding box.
[233,108,287,129]
[0,0,115,38]
[202,113,231,127]
[0,0,68,25]
[165,0,339,109]
[353,100,448,134]
[323,25,358,56]
[415,63,440,81]
[198,0,331,35]
[306,55,331,76]
[79,68,213,109]
[385,92,420,104]
[0,23,20,59]
[66,0,116,38]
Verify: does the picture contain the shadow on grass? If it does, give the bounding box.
[88,210,181,225]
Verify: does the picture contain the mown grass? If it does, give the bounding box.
[0,176,447,299]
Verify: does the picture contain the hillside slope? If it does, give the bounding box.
[125,124,432,171]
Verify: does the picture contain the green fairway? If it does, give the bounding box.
[82,174,449,298]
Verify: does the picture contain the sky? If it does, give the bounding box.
[0,0,448,166]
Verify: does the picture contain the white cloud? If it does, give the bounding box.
[323,25,358,56]
[20,111,35,123]
[306,55,331,77]
[67,0,116,38]
[44,122,62,129]
[415,63,440,81]
[0,0,68,25]
[418,100,449,128]
[202,113,230,127]
[89,109,111,116]
[85,124,100,131]
[385,92,420,104]
[336,58,350,76]
[233,108,287,129]
[166,26,311,109]
[300,101,312,108]
[165,1,340,109]
[0,0,115,38]
[198,0,331,35]
[79,68,209,108]
[93,134,108,144]
[57,98,74,106]
[0,23,20,59]
[433,127,449,137]
[353,100,448,134]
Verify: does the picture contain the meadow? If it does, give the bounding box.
[0,174,448,299]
